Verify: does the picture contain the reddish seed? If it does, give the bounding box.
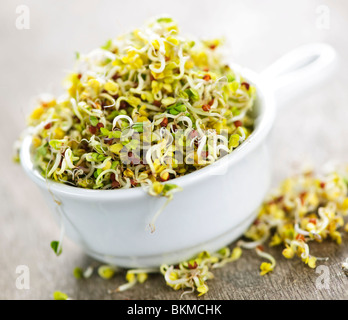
[44,122,52,130]
[253,219,260,226]
[110,173,116,182]
[153,100,161,107]
[201,151,209,158]
[189,130,198,139]
[203,74,211,81]
[188,261,198,270]
[112,181,120,189]
[202,104,211,112]
[77,74,82,79]
[58,152,65,167]
[172,124,178,132]
[320,182,326,188]
[208,100,214,106]
[112,73,120,81]
[73,115,81,123]
[203,67,209,72]
[234,120,242,127]
[130,179,137,187]
[275,196,284,203]
[89,126,97,134]
[309,218,317,225]
[241,82,250,90]
[296,234,305,241]
[209,44,217,50]
[79,140,89,150]
[97,123,104,129]
[299,192,307,205]
[256,245,264,252]
[165,56,170,62]
[104,138,113,145]
[119,101,129,110]
[160,117,168,127]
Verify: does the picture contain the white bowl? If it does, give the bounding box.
[20,43,335,268]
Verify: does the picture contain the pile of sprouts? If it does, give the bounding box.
[20,16,255,192]
[54,167,347,299]
[239,166,348,275]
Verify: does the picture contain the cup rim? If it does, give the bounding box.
[20,67,276,200]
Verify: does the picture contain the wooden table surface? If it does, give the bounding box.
[1,0,347,300]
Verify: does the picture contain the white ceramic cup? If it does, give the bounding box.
[20,43,336,268]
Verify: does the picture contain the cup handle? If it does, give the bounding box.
[260,43,336,100]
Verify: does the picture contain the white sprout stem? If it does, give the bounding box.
[126,268,159,274]
[99,93,116,108]
[173,46,189,80]
[164,266,190,286]
[116,279,137,292]
[95,169,118,186]
[57,222,65,255]
[294,223,311,237]
[237,231,269,249]
[149,56,166,73]
[317,207,330,233]
[70,98,84,124]
[149,196,173,233]
[64,148,75,169]
[255,248,276,268]
[290,240,310,259]
[112,115,134,130]
[93,157,112,169]
[48,152,62,177]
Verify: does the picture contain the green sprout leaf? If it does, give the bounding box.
[90,116,99,127]
[98,265,116,280]
[73,267,84,279]
[50,241,62,256]
[53,291,69,300]
[49,140,63,150]
[101,39,112,50]
[132,122,144,133]
[157,17,173,23]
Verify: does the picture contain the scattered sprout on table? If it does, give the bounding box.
[160,247,242,297]
[98,265,119,280]
[239,166,348,274]
[53,291,70,300]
